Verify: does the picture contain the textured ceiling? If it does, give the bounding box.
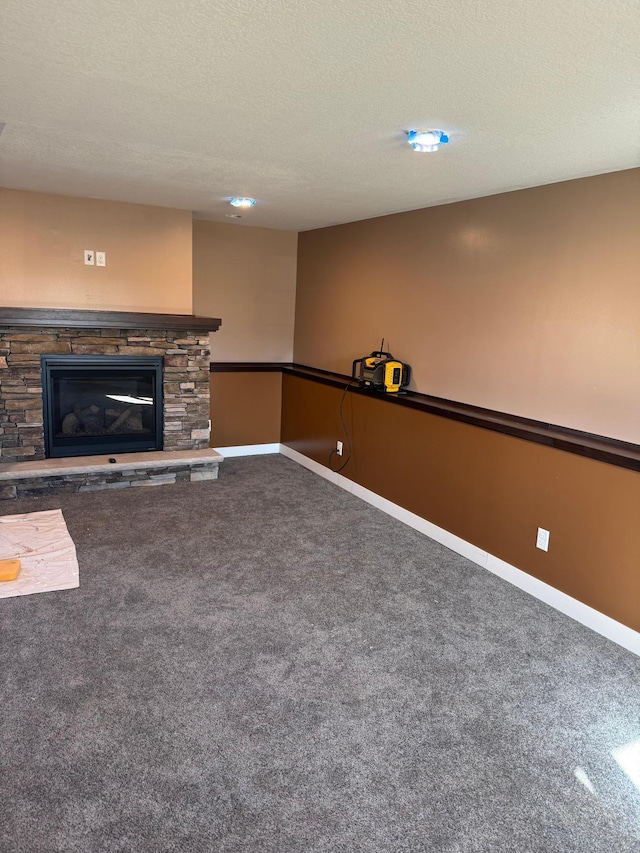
[0,0,638,230]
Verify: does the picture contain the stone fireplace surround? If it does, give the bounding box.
[0,308,222,499]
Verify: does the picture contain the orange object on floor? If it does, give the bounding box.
[0,559,21,582]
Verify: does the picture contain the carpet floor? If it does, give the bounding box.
[1,455,639,852]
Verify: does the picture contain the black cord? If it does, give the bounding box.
[329,379,357,473]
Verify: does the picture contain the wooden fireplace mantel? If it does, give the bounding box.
[0,307,221,333]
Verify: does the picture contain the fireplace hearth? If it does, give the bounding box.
[41,354,163,458]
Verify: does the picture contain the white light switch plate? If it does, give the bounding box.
[84,250,94,265]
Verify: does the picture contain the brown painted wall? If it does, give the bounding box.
[210,371,282,447]
[193,221,298,362]
[281,374,640,633]
[0,188,193,313]
[294,169,640,444]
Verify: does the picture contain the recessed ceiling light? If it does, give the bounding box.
[229,197,256,208]
[407,130,449,152]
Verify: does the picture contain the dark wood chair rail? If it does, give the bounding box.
[210,361,640,473]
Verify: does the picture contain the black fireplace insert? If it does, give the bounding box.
[41,354,163,458]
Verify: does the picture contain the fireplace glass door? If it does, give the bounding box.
[41,355,163,458]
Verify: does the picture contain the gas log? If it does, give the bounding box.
[59,403,150,437]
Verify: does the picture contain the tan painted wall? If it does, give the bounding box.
[193,221,297,362]
[294,169,640,444]
[0,188,193,314]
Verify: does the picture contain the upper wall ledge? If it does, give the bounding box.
[0,307,221,333]
[210,361,640,474]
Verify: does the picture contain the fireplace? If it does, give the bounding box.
[0,309,223,499]
[0,309,220,469]
[41,354,163,458]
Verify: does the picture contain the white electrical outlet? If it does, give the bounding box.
[96,251,106,267]
[536,527,550,552]
[336,440,343,456]
[84,250,94,265]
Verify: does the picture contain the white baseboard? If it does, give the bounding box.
[279,444,640,657]
[215,443,281,457]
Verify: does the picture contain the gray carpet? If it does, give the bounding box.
[1,455,639,852]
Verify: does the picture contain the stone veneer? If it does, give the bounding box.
[0,326,211,464]
[0,455,220,501]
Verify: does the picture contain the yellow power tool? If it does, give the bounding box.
[352,345,411,393]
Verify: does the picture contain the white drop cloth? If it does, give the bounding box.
[0,509,79,599]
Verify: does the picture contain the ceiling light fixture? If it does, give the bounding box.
[229,197,256,208]
[407,130,449,152]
